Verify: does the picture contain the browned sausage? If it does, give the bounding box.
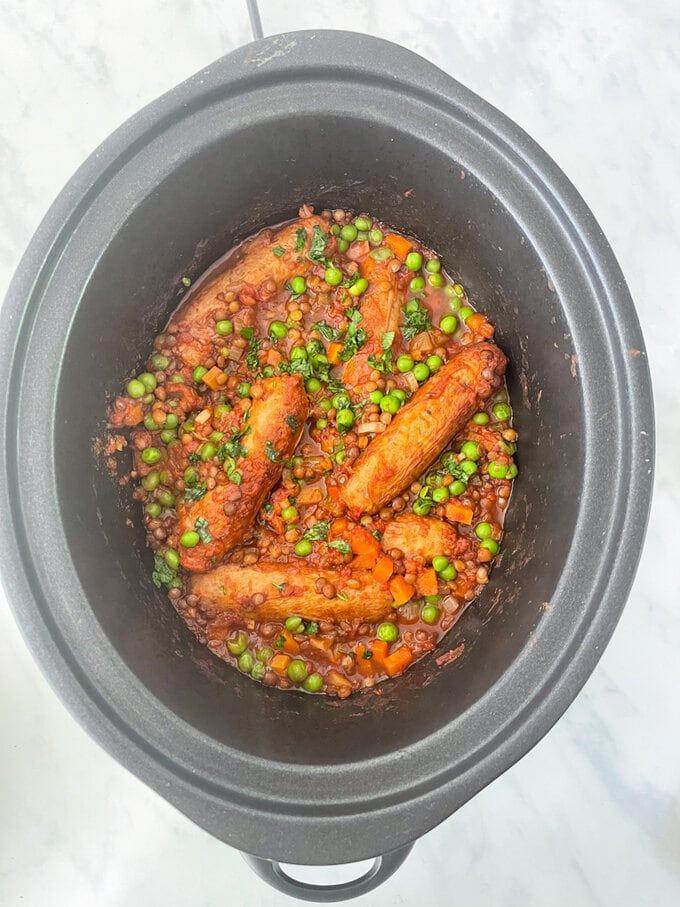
[189,563,394,622]
[169,215,331,367]
[177,375,308,571]
[381,514,458,562]
[340,342,507,514]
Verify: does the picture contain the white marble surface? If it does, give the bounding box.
[1,1,679,904]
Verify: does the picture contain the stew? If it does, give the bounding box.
[106,205,516,697]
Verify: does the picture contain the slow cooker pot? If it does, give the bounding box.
[0,31,654,901]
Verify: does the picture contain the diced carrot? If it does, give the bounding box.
[465,312,486,332]
[383,646,414,677]
[350,553,378,570]
[328,342,344,365]
[360,256,376,278]
[384,233,413,261]
[350,526,382,558]
[326,669,352,690]
[445,502,474,525]
[327,485,342,502]
[266,347,283,366]
[202,366,225,391]
[372,556,395,584]
[389,575,416,606]
[369,639,389,669]
[355,644,375,676]
[270,653,291,675]
[281,630,300,654]
[416,567,439,597]
[331,517,348,536]
[297,486,323,505]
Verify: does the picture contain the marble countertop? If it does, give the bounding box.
[1,1,679,904]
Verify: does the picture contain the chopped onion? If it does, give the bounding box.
[357,421,386,435]
[403,372,419,393]
[226,347,243,362]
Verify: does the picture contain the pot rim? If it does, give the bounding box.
[0,30,655,863]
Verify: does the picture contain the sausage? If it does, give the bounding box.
[169,215,331,367]
[340,342,507,514]
[381,515,458,562]
[189,563,394,622]
[177,375,308,571]
[342,257,402,391]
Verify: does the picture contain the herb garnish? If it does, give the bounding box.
[183,482,207,503]
[308,225,329,263]
[302,520,330,542]
[327,539,351,556]
[310,320,342,342]
[295,227,307,251]
[151,552,178,588]
[265,440,280,462]
[339,309,367,362]
[285,415,299,433]
[401,299,432,342]
[272,246,286,257]
[368,331,395,374]
[194,517,213,544]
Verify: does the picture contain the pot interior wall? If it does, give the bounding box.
[55,115,582,763]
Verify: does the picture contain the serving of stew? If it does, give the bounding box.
[106,205,516,698]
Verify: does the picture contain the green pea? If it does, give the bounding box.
[397,355,415,374]
[493,402,512,421]
[426,355,444,372]
[180,530,200,548]
[145,502,162,517]
[215,320,233,336]
[432,555,449,573]
[413,498,432,516]
[270,320,287,340]
[257,646,274,663]
[413,363,430,382]
[235,651,253,673]
[141,447,161,465]
[126,378,146,399]
[369,390,384,404]
[138,372,157,391]
[356,230,369,241]
[432,486,450,503]
[428,273,444,288]
[289,347,306,364]
[142,471,160,491]
[421,604,439,624]
[159,469,171,485]
[335,452,346,466]
[405,251,423,271]
[160,429,176,444]
[370,247,394,261]
[453,283,466,296]
[379,395,400,415]
[262,366,274,378]
[340,223,358,241]
[151,354,169,370]
[227,630,248,655]
[409,276,426,291]
[288,659,309,683]
[461,441,480,461]
[460,459,478,477]
[391,388,407,402]
[158,490,176,508]
[348,277,369,296]
[193,366,208,383]
[405,299,420,315]
[499,440,516,455]
[303,672,323,693]
[336,408,355,429]
[488,460,509,479]
[459,306,474,321]
[369,228,384,244]
[354,216,372,231]
[281,506,299,523]
[237,383,251,398]
[439,564,457,581]
[425,258,441,273]
[315,418,329,430]
[439,314,458,334]
[291,276,307,295]
[332,392,351,409]
[377,622,399,642]
[319,400,332,413]
[306,339,325,357]
[251,662,266,681]
[448,295,462,311]
[164,549,180,570]
[294,539,313,557]
[325,267,343,286]
[144,414,160,432]
[183,466,199,484]
[480,539,499,555]
[330,223,340,235]
[169,373,185,383]
[209,431,224,444]
[425,594,442,604]
[285,616,304,633]
[167,577,183,590]
[200,442,217,461]
[164,413,179,429]
[337,238,350,252]
[475,522,493,540]
[305,377,322,393]
[507,463,518,479]
[473,412,490,425]
[441,451,456,468]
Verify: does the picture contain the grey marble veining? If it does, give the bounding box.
[1,1,679,905]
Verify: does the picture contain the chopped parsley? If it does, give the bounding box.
[302,520,330,542]
[183,482,207,503]
[341,272,360,289]
[328,538,351,556]
[216,426,250,464]
[151,552,178,588]
[308,225,329,263]
[219,584,226,595]
[368,330,395,374]
[265,440,280,462]
[295,227,307,251]
[274,634,286,648]
[271,581,286,592]
[272,246,286,257]
[194,516,213,544]
[262,501,274,515]
[362,648,374,660]
[401,299,432,342]
[239,326,255,341]
[305,621,319,635]
[310,320,342,342]
[336,591,349,601]
[372,529,382,541]
[187,451,201,463]
[245,335,261,371]
[285,415,299,433]
[339,309,367,362]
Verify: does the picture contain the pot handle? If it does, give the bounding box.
[241,843,413,902]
